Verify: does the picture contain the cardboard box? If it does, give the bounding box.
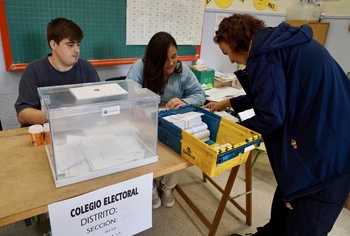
[158,105,262,177]
[190,67,215,90]
[38,80,160,187]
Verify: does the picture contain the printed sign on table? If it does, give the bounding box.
[48,173,153,236]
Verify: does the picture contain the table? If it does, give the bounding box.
[0,127,252,235]
[0,127,192,226]
[175,154,253,236]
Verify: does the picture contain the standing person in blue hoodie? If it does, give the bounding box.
[205,14,350,236]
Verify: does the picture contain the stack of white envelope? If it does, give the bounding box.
[163,111,210,142]
[184,122,210,142]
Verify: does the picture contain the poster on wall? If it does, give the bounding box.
[205,0,280,12]
[205,0,348,18]
[126,0,205,45]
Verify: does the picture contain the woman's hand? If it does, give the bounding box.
[203,99,231,112]
[165,98,187,110]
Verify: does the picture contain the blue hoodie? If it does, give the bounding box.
[231,22,350,201]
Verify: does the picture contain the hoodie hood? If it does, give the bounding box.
[249,22,313,58]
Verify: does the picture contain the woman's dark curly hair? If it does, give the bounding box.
[214,14,265,54]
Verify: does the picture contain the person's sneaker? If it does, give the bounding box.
[161,183,175,207]
[152,184,161,209]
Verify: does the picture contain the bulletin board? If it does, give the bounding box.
[0,0,200,71]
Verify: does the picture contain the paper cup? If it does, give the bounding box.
[43,123,51,144]
[28,124,44,146]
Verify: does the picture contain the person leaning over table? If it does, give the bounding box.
[126,31,206,209]
[204,14,350,236]
[15,17,100,127]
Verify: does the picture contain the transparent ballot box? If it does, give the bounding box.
[38,80,160,187]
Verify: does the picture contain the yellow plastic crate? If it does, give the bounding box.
[158,105,261,177]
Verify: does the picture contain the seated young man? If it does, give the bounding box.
[15,18,100,126]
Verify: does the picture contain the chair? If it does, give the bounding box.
[105,76,126,81]
[251,142,267,170]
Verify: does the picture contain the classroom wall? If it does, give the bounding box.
[200,9,350,74]
[202,0,350,72]
[1,7,349,130]
[205,0,350,16]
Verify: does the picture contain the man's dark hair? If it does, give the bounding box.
[47,18,83,49]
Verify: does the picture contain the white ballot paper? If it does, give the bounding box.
[238,108,256,121]
[53,134,146,178]
[163,111,204,129]
[69,83,128,100]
